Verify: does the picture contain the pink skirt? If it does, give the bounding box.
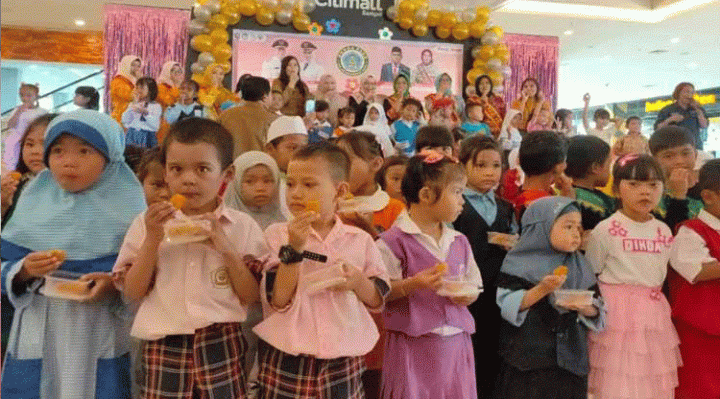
[588,283,681,399]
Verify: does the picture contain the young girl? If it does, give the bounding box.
[224,150,285,230]
[74,86,100,110]
[357,103,395,158]
[499,108,523,169]
[553,109,577,137]
[377,155,408,203]
[378,150,481,399]
[586,154,681,399]
[3,83,48,170]
[135,147,170,206]
[613,116,649,156]
[495,196,603,399]
[122,77,162,148]
[0,109,146,398]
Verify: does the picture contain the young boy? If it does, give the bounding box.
[164,80,204,125]
[460,103,491,137]
[334,106,356,138]
[649,125,703,231]
[414,125,454,156]
[391,97,423,156]
[582,93,617,145]
[265,115,309,220]
[453,135,516,399]
[613,116,649,156]
[115,118,268,398]
[515,130,572,220]
[308,100,334,144]
[566,135,615,231]
[669,159,720,399]
[253,143,389,398]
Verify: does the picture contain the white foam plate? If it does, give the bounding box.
[306,277,347,295]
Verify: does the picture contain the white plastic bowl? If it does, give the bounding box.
[554,289,594,308]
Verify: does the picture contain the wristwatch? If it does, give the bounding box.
[278,245,328,264]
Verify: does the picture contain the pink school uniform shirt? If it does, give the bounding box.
[253,217,390,359]
[113,204,269,340]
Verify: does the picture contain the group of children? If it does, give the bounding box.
[0,91,719,399]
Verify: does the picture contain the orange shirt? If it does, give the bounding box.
[110,76,134,126]
[156,83,180,142]
[372,198,405,232]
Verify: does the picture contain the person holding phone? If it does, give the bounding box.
[271,56,311,117]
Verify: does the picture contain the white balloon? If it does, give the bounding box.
[205,0,222,14]
[471,46,482,59]
[493,85,504,95]
[301,0,316,13]
[482,31,499,45]
[414,8,428,22]
[276,10,292,24]
[279,0,295,9]
[191,62,205,74]
[188,19,208,36]
[386,5,398,20]
[487,58,502,71]
[461,8,475,23]
[502,65,512,77]
[194,5,212,22]
[198,52,216,66]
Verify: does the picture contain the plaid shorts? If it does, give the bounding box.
[141,322,248,399]
[257,341,366,399]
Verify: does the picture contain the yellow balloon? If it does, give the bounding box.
[472,59,485,69]
[426,10,441,27]
[207,13,230,30]
[466,67,483,85]
[192,73,207,86]
[293,14,310,31]
[223,9,241,25]
[489,25,504,39]
[214,43,233,61]
[398,16,414,30]
[452,22,469,40]
[494,45,510,63]
[210,28,229,44]
[191,34,214,53]
[411,23,428,36]
[398,0,417,18]
[255,8,274,25]
[469,20,485,38]
[478,44,494,61]
[439,12,457,29]
[238,0,258,16]
[476,6,490,21]
[435,25,451,39]
[488,70,503,84]
[475,14,489,27]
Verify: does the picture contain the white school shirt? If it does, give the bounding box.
[377,211,482,336]
[585,211,674,287]
[114,204,268,340]
[670,209,720,283]
[121,101,162,132]
[587,123,616,145]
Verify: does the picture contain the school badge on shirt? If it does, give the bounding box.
[212,267,230,288]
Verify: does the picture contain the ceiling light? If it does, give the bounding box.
[74,19,86,27]
[564,30,573,35]
[687,62,698,69]
[671,37,680,43]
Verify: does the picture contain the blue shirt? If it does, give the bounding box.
[464,188,519,233]
[392,119,420,156]
[461,122,491,137]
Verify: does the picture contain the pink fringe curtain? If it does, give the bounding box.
[504,34,559,110]
[103,4,190,112]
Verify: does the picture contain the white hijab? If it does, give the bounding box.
[157,61,181,87]
[116,55,142,84]
[357,103,395,157]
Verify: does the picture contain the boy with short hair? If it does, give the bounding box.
[613,116,649,156]
[334,106,356,138]
[116,117,269,398]
[461,103,491,137]
[265,115,309,220]
[649,125,703,231]
[391,97,423,156]
[414,125,454,156]
[566,135,615,231]
[254,142,389,398]
[308,99,334,144]
[669,159,720,399]
[515,130,572,219]
[582,93,617,144]
[164,80,204,125]
[453,135,516,399]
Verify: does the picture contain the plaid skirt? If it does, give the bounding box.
[257,340,366,399]
[141,322,247,399]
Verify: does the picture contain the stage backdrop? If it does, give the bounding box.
[503,34,559,109]
[231,29,464,98]
[104,4,190,111]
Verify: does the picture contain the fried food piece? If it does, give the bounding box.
[10,172,22,180]
[49,249,66,263]
[553,266,568,277]
[343,192,354,200]
[305,200,320,213]
[435,262,448,274]
[166,224,205,237]
[170,194,186,210]
[55,280,90,296]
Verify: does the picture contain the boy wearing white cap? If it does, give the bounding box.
[265,116,309,219]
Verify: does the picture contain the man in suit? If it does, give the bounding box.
[380,46,410,83]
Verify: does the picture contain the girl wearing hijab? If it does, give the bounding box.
[198,63,239,120]
[357,103,396,157]
[494,197,605,399]
[155,61,183,142]
[110,55,142,125]
[0,109,147,398]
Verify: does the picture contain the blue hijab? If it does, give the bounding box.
[1,110,146,272]
[501,196,595,291]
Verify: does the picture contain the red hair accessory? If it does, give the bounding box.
[617,154,639,167]
[419,149,458,164]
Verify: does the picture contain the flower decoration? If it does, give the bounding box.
[378,27,393,40]
[325,19,341,34]
[308,22,324,36]
[608,220,628,237]
[345,78,359,93]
